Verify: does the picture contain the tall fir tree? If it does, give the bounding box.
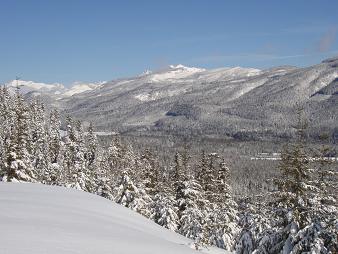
[2,87,36,182]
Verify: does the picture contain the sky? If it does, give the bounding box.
[0,0,338,86]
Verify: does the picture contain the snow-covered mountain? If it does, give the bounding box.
[5,80,105,99]
[0,183,224,254]
[6,79,65,95]
[12,57,338,141]
[62,81,105,97]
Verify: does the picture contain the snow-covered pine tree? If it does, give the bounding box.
[94,144,115,200]
[147,150,180,232]
[200,152,218,202]
[2,87,36,182]
[0,85,12,179]
[178,175,208,247]
[115,170,152,218]
[85,122,98,167]
[236,199,257,254]
[96,176,114,200]
[74,120,94,191]
[105,137,137,178]
[206,158,239,251]
[84,122,99,191]
[63,115,75,181]
[169,150,207,247]
[150,191,179,231]
[63,116,92,191]
[95,149,113,196]
[172,151,186,207]
[181,144,191,176]
[48,109,61,164]
[235,197,272,254]
[46,109,64,185]
[139,148,159,196]
[196,150,208,184]
[96,137,137,200]
[29,99,50,182]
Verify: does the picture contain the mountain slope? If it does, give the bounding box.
[0,183,224,254]
[6,80,104,99]
[60,58,337,141]
[14,57,338,141]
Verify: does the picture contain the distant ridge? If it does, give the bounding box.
[10,57,338,141]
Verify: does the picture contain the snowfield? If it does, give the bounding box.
[0,183,225,254]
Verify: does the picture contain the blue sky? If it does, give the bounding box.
[0,0,337,85]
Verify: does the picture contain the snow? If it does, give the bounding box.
[6,80,65,93]
[5,80,105,98]
[135,93,157,101]
[93,131,118,136]
[134,89,186,102]
[0,183,226,254]
[198,67,261,82]
[62,82,105,97]
[150,65,206,82]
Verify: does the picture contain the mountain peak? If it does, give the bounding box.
[168,64,206,72]
[148,64,205,82]
[169,64,188,69]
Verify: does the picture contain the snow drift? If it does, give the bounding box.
[0,183,224,254]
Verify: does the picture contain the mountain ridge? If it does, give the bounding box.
[6,57,338,141]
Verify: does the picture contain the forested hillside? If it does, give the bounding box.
[0,86,337,253]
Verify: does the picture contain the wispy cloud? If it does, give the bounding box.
[317,27,337,52]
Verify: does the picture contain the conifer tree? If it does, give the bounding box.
[48,109,62,164]
[46,109,63,185]
[140,149,158,196]
[63,116,91,191]
[115,170,152,218]
[172,151,186,209]
[86,122,98,167]
[0,86,12,178]
[196,150,208,183]
[207,158,239,250]
[2,87,36,182]
[151,191,179,231]
[178,176,207,243]
[30,99,50,182]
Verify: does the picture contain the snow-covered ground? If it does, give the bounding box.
[0,183,226,254]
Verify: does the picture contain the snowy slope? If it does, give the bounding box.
[0,183,225,254]
[5,80,104,98]
[62,81,105,97]
[6,80,65,95]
